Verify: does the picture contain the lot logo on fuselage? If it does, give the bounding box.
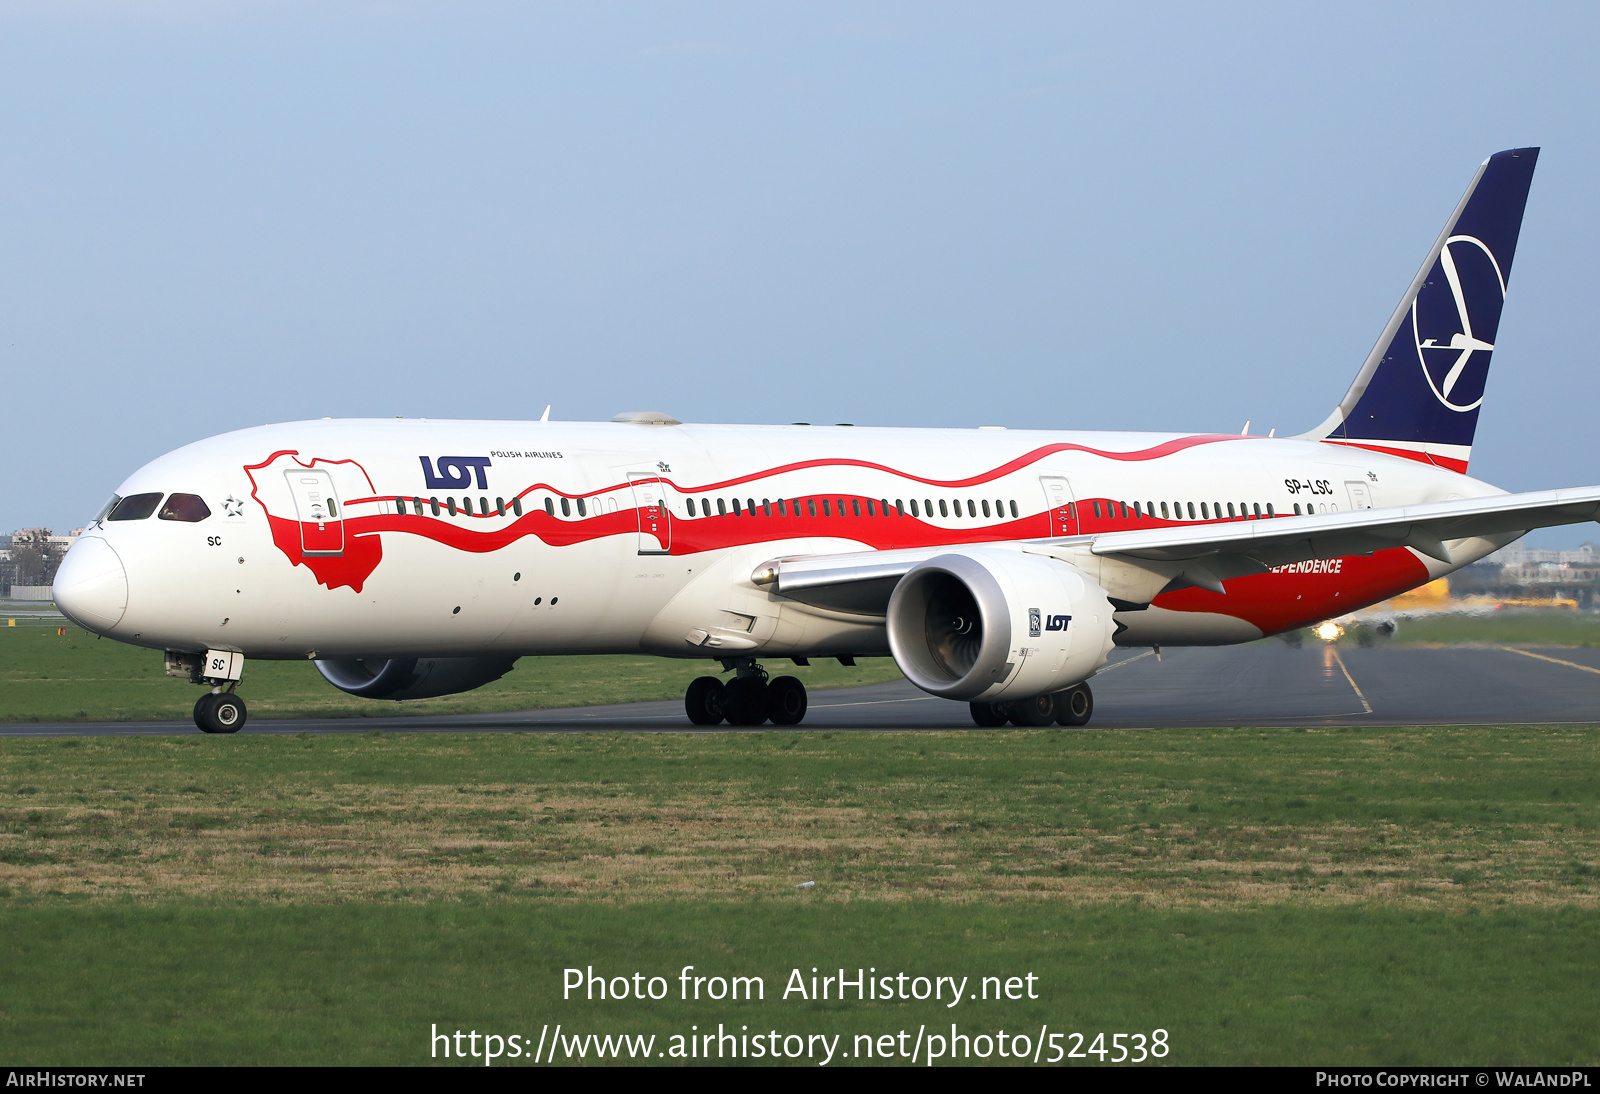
[420,456,492,491]
[1413,234,1505,413]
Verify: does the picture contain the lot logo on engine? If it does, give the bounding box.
[1028,608,1041,637]
[1045,614,1072,632]
[420,456,492,490]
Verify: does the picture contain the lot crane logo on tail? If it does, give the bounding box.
[1415,234,1505,413]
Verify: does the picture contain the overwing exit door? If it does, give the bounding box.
[1345,481,1373,510]
[1039,476,1079,535]
[628,472,672,554]
[284,469,344,556]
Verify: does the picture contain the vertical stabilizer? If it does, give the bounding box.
[1304,148,1539,472]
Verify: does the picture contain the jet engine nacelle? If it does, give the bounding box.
[886,549,1115,703]
[314,656,518,701]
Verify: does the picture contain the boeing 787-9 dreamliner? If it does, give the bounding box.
[52,147,1600,732]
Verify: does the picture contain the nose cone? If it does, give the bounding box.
[53,536,128,633]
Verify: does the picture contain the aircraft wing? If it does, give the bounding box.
[754,485,1600,610]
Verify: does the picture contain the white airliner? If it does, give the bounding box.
[52,147,1600,732]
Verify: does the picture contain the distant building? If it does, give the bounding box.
[3,527,77,595]
[1464,540,1600,609]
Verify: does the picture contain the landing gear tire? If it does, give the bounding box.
[722,677,769,726]
[685,676,726,726]
[1007,693,1057,727]
[766,676,807,726]
[969,701,1009,727]
[194,692,247,734]
[1055,683,1093,727]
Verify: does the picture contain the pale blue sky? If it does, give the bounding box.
[4,2,1597,546]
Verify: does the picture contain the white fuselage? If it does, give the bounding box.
[59,417,1506,662]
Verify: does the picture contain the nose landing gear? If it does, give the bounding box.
[168,649,249,734]
[194,690,248,734]
[683,660,809,726]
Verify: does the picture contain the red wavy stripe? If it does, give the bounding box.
[1321,439,1469,474]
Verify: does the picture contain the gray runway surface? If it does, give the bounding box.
[6,641,1598,737]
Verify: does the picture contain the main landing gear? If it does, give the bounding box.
[969,683,1093,728]
[685,662,808,726]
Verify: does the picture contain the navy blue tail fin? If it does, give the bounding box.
[1306,147,1538,472]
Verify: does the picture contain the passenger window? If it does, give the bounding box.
[821,499,830,517]
[1133,501,1142,517]
[481,496,490,515]
[927,499,936,517]
[807,498,817,517]
[909,499,919,517]
[686,498,697,516]
[1266,503,1274,517]
[852,499,861,517]
[750,498,758,514]
[561,497,571,517]
[543,498,554,516]
[763,499,772,517]
[1010,500,1018,519]
[1187,502,1196,520]
[1200,502,1208,519]
[1252,503,1261,518]
[717,499,727,516]
[1160,502,1169,519]
[431,497,441,516]
[938,499,948,518]
[513,497,523,516]
[158,493,211,522]
[1092,501,1101,519]
[448,498,457,516]
[577,498,587,517]
[733,499,743,516]
[866,499,875,517]
[1227,502,1235,518]
[1066,502,1076,520]
[701,496,711,515]
[984,500,993,518]
[777,499,787,516]
[896,500,905,516]
[1294,503,1302,516]
[462,497,473,516]
[880,499,890,516]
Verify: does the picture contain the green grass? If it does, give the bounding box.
[3,902,1595,1066]
[0,621,903,722]
[0,726,1597,1064]
[1386,611,1600,647]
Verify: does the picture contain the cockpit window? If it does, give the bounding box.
[92,495,120,526]
[158,493,212,522]
[107,493,163,521]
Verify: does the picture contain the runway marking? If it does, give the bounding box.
[1330,647,1374,714]
[1498,646,1600,677]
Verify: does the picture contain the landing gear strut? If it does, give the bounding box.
[683,661,808,726]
